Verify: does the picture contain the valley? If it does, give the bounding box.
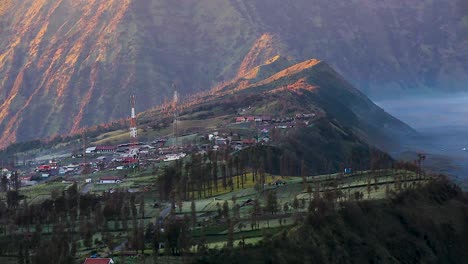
[377,94,468,189]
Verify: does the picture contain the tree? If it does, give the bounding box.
[251,200,261,230]
[222,201,230,219]
[10,171,20,191]
[139,196,145,218]
[301,160,308,188]
[6,190,19,209]
[221,163,227,190]
[0,175,8,192]
[121,204,129,230]
[238,222,245,232]
[70,241,77,258]
[212,158,219,192]
[292,197,299,210]
[103,232,115,255]
[18,243,25,264]
[227,218,234,249]
[84,230,93,249]
[227,158,234,191]
[307,184,313,201]
[190,200,197,227]
[234,156,240,189]
[266,191,278,215]
[234,204,240,220]
[254,182,263,193]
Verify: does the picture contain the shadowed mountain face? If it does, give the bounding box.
[0,0,466,146]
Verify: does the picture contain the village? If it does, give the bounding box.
[1,112,319,191]
[0,99,429,264]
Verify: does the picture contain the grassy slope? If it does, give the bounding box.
[196,179,468,264]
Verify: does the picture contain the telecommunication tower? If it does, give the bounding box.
[130,95,138,149]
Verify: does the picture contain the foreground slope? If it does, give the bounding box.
[196,179,468,264]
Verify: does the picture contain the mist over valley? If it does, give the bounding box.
[377,94,468,188]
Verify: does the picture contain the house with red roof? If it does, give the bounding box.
[235,117,246,123]
[242,138,257,145]
[95,146,117,153]
[83,258,114,264]
[122,157,139,166]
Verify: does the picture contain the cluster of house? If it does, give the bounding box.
[11,112,319,190]
[85,143,156,155]
[15,161,82,186]
[234,113,317,129]
[235,113,316,124]
[235,115,272,123]
[82,140,190,169]
[204,131,261,152]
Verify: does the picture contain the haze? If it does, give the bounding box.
[377,94,468,188]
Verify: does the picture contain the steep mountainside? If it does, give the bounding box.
[0,0,465,146]
[141,56,415,157]
[100,56,411,173]
[228,58,413,147]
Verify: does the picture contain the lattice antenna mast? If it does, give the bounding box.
[82,130,86,165]
[172,84,179,149]
[130,94,138,148]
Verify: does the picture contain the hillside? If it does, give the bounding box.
[1,0,465,145]
[196,179,468,264]
[168,57,415,148]
[0,56,415,176]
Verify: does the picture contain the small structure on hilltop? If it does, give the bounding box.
[99,176,122,184]
[85,147,96,154]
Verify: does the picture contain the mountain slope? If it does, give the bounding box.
[0,57,414,173]
[222,58,415,150]
[140,57,415,159]
[0,0,465,146]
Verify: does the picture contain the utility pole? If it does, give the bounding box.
[82,130,87,175]
[172,84,179,150]
[417,153,426,179]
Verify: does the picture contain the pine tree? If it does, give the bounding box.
[266,192,278,215]
[227,218,234,249]
[222,201,230,219]
[190,200,197,228]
